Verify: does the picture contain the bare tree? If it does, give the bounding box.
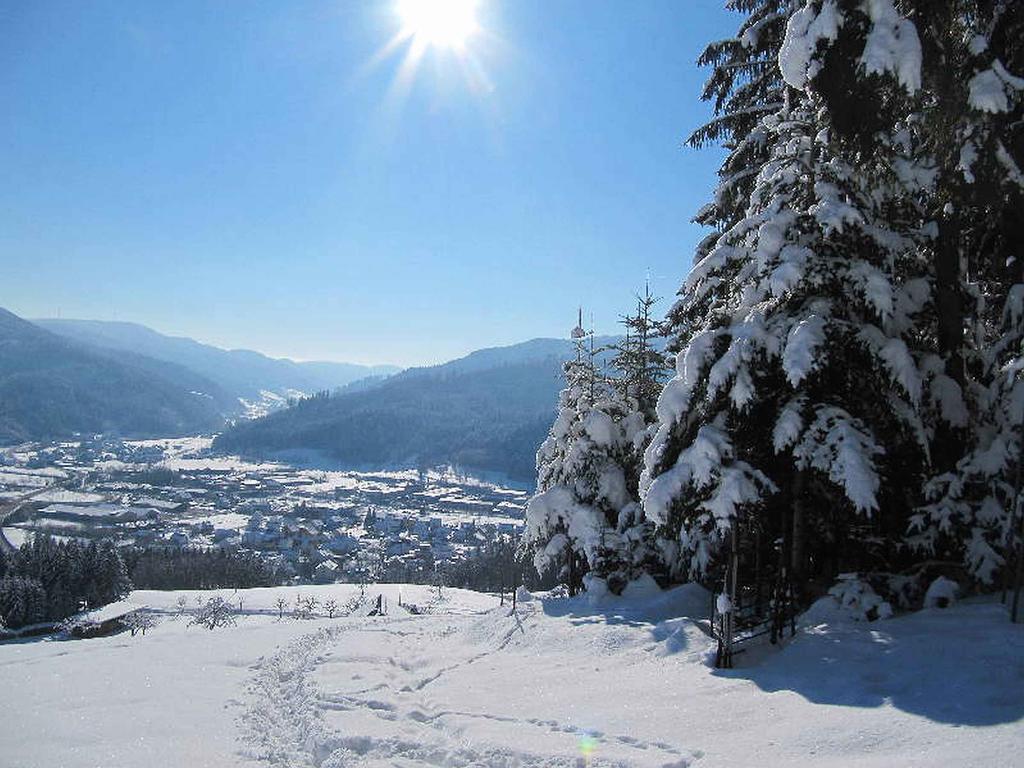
[345,583,367,614]
[188,596,237,630]
[323,598,339,618]
[292,594,319,620]
[125,611,159,636]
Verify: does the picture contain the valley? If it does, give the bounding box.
[0,437,528,586]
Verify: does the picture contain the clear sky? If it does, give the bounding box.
[1,0,734,367]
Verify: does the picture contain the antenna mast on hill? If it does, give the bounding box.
[571,307,585,340]
[571,307,586,365]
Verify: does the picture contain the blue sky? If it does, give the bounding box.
[2,1,735,366]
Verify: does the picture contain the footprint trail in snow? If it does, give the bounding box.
[238,608,698,768]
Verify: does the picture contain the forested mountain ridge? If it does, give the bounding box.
[0,307,227,443]
[213,337,623,482]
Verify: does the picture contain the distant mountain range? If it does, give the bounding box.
[2,305,629,480]
[214,337,621,482]
[36,318,400,413]
[0,308,400,444]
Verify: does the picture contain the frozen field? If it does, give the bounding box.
[1,583,1022,767]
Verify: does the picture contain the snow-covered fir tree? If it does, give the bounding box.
[526,320,615,593]
[0,575,47,628]
[892,1,1024,586]
[685,0,795,266]
[525,312,653,594]
[608,288,672,583]
[612,285,671,420]
[776,0,1024,594]
[641,1,944,603]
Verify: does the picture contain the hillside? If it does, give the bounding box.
[36,318,401,405]
[0,308,226,443]
[2,582,1020,768]
[213,338,616,482]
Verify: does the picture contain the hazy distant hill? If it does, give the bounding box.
[213,337,618,482]
[36,318,401,407]
[0,308,226,444]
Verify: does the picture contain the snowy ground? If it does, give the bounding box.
[1,583,1022,767]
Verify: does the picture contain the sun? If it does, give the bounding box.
[365,0,493,113]
[396,0,480,51]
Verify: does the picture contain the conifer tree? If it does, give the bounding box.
[776,1,1024,592]
[612,285,671,421]
[643,1,938,597]
[687,1,794,255]
[608,288,672,583]
[891,1,1024,586]
[526,316,624,593]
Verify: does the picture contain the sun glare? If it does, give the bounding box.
[397,0,479,50]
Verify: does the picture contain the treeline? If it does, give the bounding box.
[123,547,288,591]
[370,534,550,592]
[0,535,290,630]
[0,535,130,629]
[443,535,553,593]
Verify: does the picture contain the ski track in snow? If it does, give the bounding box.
[238,609,695,768]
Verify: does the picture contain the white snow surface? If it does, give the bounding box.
[1,583,1022,767]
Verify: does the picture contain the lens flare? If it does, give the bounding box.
[577,732,598,763]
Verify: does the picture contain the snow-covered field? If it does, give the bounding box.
[1,583,1022,768]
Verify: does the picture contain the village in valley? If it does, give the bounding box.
[0,437,527,585]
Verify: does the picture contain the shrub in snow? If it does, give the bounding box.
[430,583,448,605]
[923,576,959,609]
[546,584,571,600]
[828,574,893,622]
[188,596,237,630]
[274,596,288,620]
[514,585,533,604]
[55,614,88,637]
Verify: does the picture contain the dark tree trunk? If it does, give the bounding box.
[933,214,967,473]
[790,469,807,596]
